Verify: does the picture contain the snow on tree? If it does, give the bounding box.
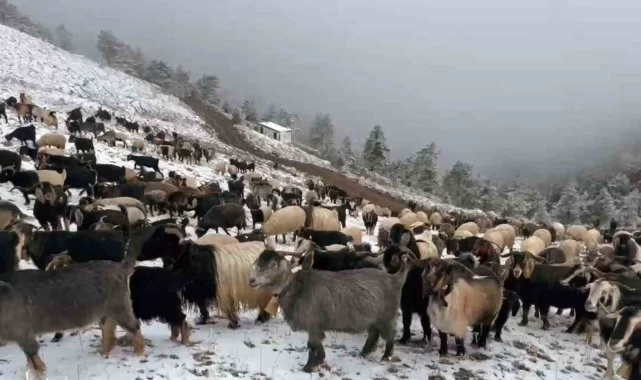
[168,65,194,98]
[532,200,551,224]
[553,182,581,225]
[231,109,242,124]
[144,60,174,89]
[97,31,145,77]
[195,74,219,105]
[262,104,278,122]
[241,100,258,122]
[362,125,389,173]
[276,108,293,127]
[55,23,73,51]
[442,161,481,209]
[0,0,51,41]
[591,187,616,227]
[222,102,232,114]
[479,180,503,213]
[608,173,632,208]
[309,113,335,156]
[338,136,358,169]
[620,191,639,228]
[412,143,440,194]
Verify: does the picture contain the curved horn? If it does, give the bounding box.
[501,252,514,258]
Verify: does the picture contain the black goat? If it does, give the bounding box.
[74,137,94,153]
[94,164,125,183]
[296,228,352,247]
[5,125,36,146]
[66,107,82,122]
[126,154,160,173]
[0,168,39,204]
[33,183,67,231]
[363,211,378,235]
[0,149,21,171]
[196,203,246,237]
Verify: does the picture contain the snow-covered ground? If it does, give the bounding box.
[0,24,610,380]
[238,125,332,167]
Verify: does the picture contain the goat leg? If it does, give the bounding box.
[19,336,46,372]
[398,310,412,344]
[438,331,448,356]
[454,337,466,357]
[419,310,432,342]
[539,306,551,330]
[361,327,381,357]
[303,332,325,373]
[519,303,531,326]
[380,321,396,361]
[50,332,64,343]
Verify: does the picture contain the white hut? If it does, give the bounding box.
[257,121,292,144]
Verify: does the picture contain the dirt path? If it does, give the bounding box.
[184,96,406,211]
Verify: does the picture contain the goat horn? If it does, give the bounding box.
[501,252,514,258]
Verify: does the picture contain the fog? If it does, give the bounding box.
[16,0,641,178]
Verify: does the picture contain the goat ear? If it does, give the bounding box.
[523,258,535,279]
[34,186,45,203]
[73,208,84,227]
[399,231,412,247]
[301,250,314,270]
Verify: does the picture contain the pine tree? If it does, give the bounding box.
[97,30,119,66]
[144,60,174,89]
[553,182,581,225]
[222,102,232,114]
[338,136,357,169]
[362,125,389,172]
[620,192,639,228]
[55,23,73,51]
[169,65,193,98]
[241,100,258,122]
[0,0,52,41]
[533,200,551,224]
[413,143,439,194]
[195,74,219,105]
[442,161,480,209]
[608,173,632,208]
[309,114,335,156]
[277,108,292,127]
[262,104,278,122]
[479,181,502,212]
[591,187,616,226]
[231,109,242,124]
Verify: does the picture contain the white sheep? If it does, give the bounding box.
[92,197,146,214]
[559,239,581,265]
[455,222,480,236]
[362,204,376,214]
[551,222,565,241]
[37,133,66,150]
[399,212,418,227]
[43,112,58,129]
[533,229,552,247]
[520,236,546,256]
[429,212,443,229]
[196,234,239,246]
[263,206,306,241]
[398,208,412,218]
[305,190,319,206]
[483,230,505,253]
[311,207,341,231]
[341,227,363,245]
[38,147,65,156]
[416,211,429,224]
[490,224,516,251]
[417,239,439,259]
[37,169,66,187]
[228,165,239,176]
[214,162,227,175]
[131,138,146,153]
[566,225,588,241]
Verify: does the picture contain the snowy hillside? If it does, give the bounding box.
[0,25,610,380]
[0,23,209,141]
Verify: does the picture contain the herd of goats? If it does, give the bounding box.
[0,93,640,379]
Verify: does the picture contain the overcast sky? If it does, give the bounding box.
[15,0,641,178]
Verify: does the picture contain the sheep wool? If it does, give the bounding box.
[399,212,418,227]
[429,212,443,226]
[521,236,546,256]
[416,211,429,224]
[566,225,588,242]
[492,224,516,251]
[196,234,239,247]
[455,222,480,237]
[311,207,341,231]
[263,206,306,236]
[533,229,552,247]
[213,242,273,320]
[551,222,565,241]
[559,239,581,265]
[398,208,412,218]
[362,204,376,214]
[483,230,505,253]
[341,227,362,245]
